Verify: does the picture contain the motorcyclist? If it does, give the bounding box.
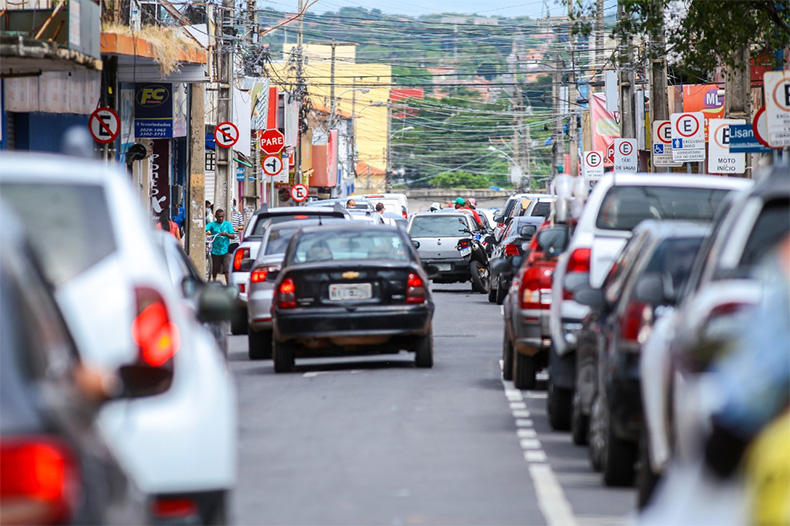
[454,197,484,230]
[429,202,442,212]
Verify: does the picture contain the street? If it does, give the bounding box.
[228,283,635,526]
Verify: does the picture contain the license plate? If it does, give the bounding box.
[540,291,552,305]
[459,247,472,257]
[435,263,451,272]
[329,283,372,301]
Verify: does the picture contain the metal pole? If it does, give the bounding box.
[215,0,234,214]
[188,83,206,273]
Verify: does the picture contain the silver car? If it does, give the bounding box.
[407,211,481,284]
[247,218,347,359]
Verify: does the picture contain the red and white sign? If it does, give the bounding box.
[614,138,637,173]
[88,107,120,144]
[708,119,745,175]
[259,129,285,154]
[604,141,615,164]
[671,112,705,161]
[753,106,781,149]
[582,150,604,178]
[290,184,309,203]
[214,122,239,148]
[764,71,790,146]
[651,120,681,167]
[262,154,284,177]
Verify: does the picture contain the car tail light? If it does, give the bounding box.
[132,288,180,367]
[402,210,408,219]
[251,266,280,284]
[275,278,297,309]
[152,497,199,520]
[520,268,550,310]
[458,239,470,249]
[620,301,652,346]
[0,437,79,525]
[504,243,519,256]
[406,273,426,304]
[233,247,250,272]
[566,248,591,273]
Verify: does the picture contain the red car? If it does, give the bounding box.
[501,222,569,389]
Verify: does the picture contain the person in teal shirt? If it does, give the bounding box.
[205,208,235,283]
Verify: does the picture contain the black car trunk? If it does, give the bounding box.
[287,264,416,308]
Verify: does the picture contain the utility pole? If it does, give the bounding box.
[617,2,636,139]
[351,77,357,185]
[725,46,752,177]
[244,0,258,210]
[187,84,206,273]
[567,2,578,178]
[594,0,604,71]
[552,47,565,175]
[330,40,336,121]
[648,0,669,171]
[293,0,305,188]
[215,0,234,215]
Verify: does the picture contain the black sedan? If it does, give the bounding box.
[271,223,435,372]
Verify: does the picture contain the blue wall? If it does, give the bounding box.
[12,112,89,152]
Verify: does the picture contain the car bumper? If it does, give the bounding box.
[513,307,551,356]
[421,257,469,281]
[607,352,642,442]
[247,286,274,331]
[228,272,249,304]
[274,305,433,347]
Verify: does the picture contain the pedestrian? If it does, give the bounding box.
[375,202,385,215]
[205,208,235,283]
[346,198,357,209]
[172,202,185,237]
[231,198,244,244]
[205,200,214,224]
[155,209,181,241]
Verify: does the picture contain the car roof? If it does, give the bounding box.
[0,152,123,185]
[632,219,711,239]
[412,210,467,217]
[296,222,401,236]
[252,205,345,217]
[268,217,346,231]
[603,172,752,190]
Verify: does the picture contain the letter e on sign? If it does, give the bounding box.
[290,184,309,203]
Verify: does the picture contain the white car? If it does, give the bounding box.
[0,153,237,525]
[547,173,751,432]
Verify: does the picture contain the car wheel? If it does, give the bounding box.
[601,402,637,486]
[488,283,497,303]
[273,338,295,373]
[248,329,272,360]
[502,338,514,381]
[495,278,507,305]
[512,351,536,390]
[547,379,571,430]
[230,305,248,335]
[588,393,604,471]
[469,260,489,294]
[414,329,434,368]
[571,389,589,445]
[637,429,661,508]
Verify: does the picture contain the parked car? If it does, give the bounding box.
[572,221,708,488]
[228,204,351,334]
[408,211,487,286]
[500,223,569,389]
[246,217,347,360]
[270,223,436,372]
[638,164,789,507]
[0,205,147,525]
[354,193,409,217]
[493,193,547,242]
[547,173,751,437]
[152,230,235,356]
[0,152,237,525]
[488,216,544,304]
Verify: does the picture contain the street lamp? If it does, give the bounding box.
[488,145,529,190]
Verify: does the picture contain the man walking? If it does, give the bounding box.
[230,198,245,248]
[205,208,235,283]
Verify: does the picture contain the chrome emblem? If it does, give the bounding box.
[342,271,360,279]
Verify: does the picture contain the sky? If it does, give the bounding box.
[290,0,560,19]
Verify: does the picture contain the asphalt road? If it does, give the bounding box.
[228,282,636,525]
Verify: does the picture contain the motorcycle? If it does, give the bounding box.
[456,224,493,294]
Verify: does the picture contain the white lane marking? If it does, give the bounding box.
[524,391,548,399]
[515,419,533,427]
[529,464,578,526]
[500,305,505,316]
[512,410,531,418]
[517,429,537,438]
[509,402,527,410]
[303,370,364,378]
[524,450,547,462]
[520,438,542,449]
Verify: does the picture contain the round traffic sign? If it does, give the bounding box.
[259,129,285,154]
[618,140,633,156]
[656,121,672,144]
[88,107,120,144]
[586,151,602,167]
[771,73,790,112]
[290,184,309,203]
[262,154,283,176]
[214,122,239,148]
[674,113,700,138]
[753,106,780,149]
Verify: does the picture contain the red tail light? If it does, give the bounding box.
[520,268,550,310]
[620,301,651,345]
[152,497,199,520]
[0,438,79,525]
[504,243,520,256]
[132,288,180,367]
[233,247,250,271]
[566,248,591,273]
[458,239,470,248]
[406,273,426,304]
[402,211,408,219]
[251,266,280,284]
[275,278,297,309]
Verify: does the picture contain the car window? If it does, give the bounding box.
[531,202,552,218]
[409,216,468,237]
[1,183,117,285]
[250,213,341,237]
[595,186,730,231]
[162,239,193,285]
[644,237,704,294]
[738,198,789,269]
[264,226,300,256]
[603,232,649,305]
[292,231,410,263]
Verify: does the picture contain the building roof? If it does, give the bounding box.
[356,161,386,176]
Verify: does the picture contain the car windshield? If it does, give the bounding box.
[532,202,552,217]
[1,183,117,285]
[251,213,338,237]
[738,198,789,270]
[596,186,730,231]
[409,216,468,237]
[645,236,705,292]
[263,226,300,256]
[292,230,409,263]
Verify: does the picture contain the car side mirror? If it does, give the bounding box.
[412,240,421,249]
[564,272,590,295]
[485,234,496,245]
[491,259,509,276]
[519,225,537,238]
[635,271,675,305]
[118,364,173,398]
[181,276,197,298]
[422,264,439,279]
[574,285,605,308]
[197,283,235,323]
[510,255,524,269]
[240,257,255,272]
[493,214,503,223]
[536,228,569,255]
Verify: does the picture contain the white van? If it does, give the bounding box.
[356,193,409,218]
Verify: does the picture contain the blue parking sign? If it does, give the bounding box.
[653,144,664,155]
[672,138,683,149]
